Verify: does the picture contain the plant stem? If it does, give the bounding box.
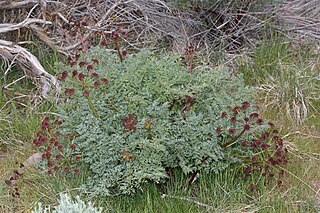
[166,167,174,186]
[221,129,245,148]
[113,38,123,62]
[155,182,164,194]
[189,52,193,74]
[86,95,99,118]
[187,156,209,186]
[78,31,88,54]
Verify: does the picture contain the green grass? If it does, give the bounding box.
[1,132,319,213]
[92,169,249,212]
[0,91,55,152]
[239,33,320,124]
[0,36,60,151]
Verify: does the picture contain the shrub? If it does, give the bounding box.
[32,193,102,213]
[33,47,287,196]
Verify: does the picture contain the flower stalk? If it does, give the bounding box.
[86,94,99,118]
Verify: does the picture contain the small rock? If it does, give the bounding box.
[23,153,42,167]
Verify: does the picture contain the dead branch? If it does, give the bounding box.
[276,0,320,40]
[0,4,59,99]
[0,18,51,34]
[0,0,39,9]
[0,39,60,99]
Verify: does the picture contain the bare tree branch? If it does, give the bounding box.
[0,39,60,99]
[0,0,39,9]
[0,18,51,34]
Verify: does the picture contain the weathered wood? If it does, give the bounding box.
[0,18,51,34]
[0,0,39,9]
[0,39,60,99]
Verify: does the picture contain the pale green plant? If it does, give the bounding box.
[32,193,102,213]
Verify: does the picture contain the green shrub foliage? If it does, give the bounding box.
[49,48,271,196]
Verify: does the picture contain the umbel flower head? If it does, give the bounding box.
[121,114,138,132]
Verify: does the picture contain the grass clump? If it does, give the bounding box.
[239,34,320,124]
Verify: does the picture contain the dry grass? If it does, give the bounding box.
[276,0,320,41]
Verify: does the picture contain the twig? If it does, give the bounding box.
[0,0,39,9]
[3,76,27,89]
[0,3,51,33]
[282,131,320,139]
[161,194,214,210]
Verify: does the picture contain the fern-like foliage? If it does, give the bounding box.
[54,48,258,196]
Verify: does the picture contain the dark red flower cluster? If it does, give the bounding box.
[121,114,138,132]
[78,73,86,81]
[98,25,133,62]
[33,131,47,146]
[72,70,78,77]
[228,128,236,135]
[217,101,261,138]
[57,56,110,119]
[241,101,250,110]
[216,102,289,190]
[215,126,222,135]
[101,78,108,84]
[241,140,248,147]
[231,106,241,115]
[4,169,23,198]
[92,59,99,64]
[64,88,75,95]
[91,72,99,78]
[249,113,259,119]
[79,61,88,67]
[244,133,288,188]
[87,64,94,71]
[83,89,89,97]
[32,116,82,176]
[243,124,250,131]
[221,112,227,119]
[244,127,288,189]
[59,71,69,81]
[181,95,194,118]
[62,20,139,67]
[56,60,109,108]
[93,80,101,88]
[41,116,50,130]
